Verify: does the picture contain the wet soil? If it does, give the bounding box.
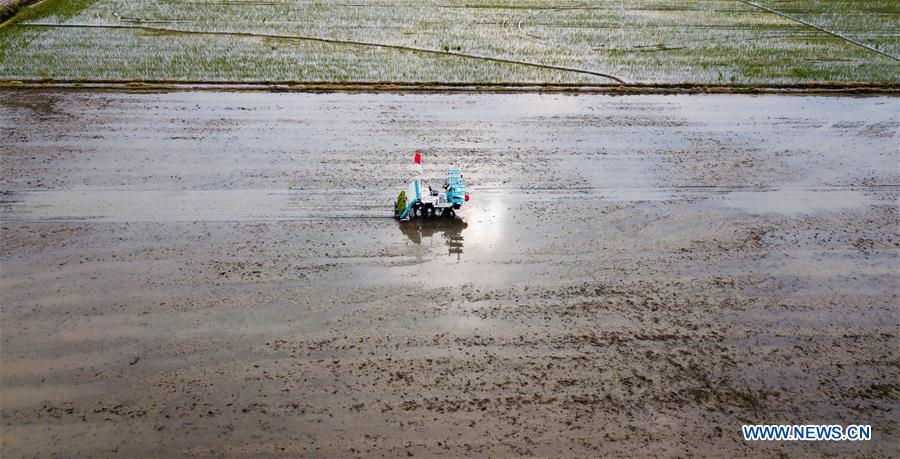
[1,91,898,457]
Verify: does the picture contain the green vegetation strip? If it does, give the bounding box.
[2,0,897,84]
[737,0,899,62]
[17,22,627,84]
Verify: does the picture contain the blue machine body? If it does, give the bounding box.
[445,169,467,204]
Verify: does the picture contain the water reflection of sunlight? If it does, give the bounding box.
[398,217,468,259]
[395,191,507,259]
[464,196,505,253]
[495,94,583,118]
[385,194,533,289]
[432,313,497,332]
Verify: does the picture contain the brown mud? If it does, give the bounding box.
[1,91,898,457]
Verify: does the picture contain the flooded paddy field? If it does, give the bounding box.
[1,91,898,457]
[1,0,898,84]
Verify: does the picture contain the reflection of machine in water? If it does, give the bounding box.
[398,217,468,259]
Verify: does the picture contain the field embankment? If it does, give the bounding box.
[0,0,35,23]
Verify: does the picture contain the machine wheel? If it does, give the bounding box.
[424,205,435,217]
[442,208,455,218]
[412,203,423,219]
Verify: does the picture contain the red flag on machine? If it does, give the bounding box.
[414,151,421,165]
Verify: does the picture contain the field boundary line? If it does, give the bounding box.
[1,80,897,95]
[735,0,898,62]
[15,22,628,84]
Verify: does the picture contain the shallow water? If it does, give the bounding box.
[1,91,898,457]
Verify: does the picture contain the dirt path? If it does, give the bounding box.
[1,91,898,457]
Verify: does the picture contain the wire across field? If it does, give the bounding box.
[0,0,897,83]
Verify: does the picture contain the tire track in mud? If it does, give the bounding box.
[4,185,896,223]
[16,22,628,84]
[735,0,899,62]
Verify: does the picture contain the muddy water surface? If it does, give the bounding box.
[1,92,898,457]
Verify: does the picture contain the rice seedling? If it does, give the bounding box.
[0,0,896,83]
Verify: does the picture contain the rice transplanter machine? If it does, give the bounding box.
[395,152,468,220]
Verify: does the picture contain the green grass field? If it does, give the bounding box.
[0,0,897,84]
